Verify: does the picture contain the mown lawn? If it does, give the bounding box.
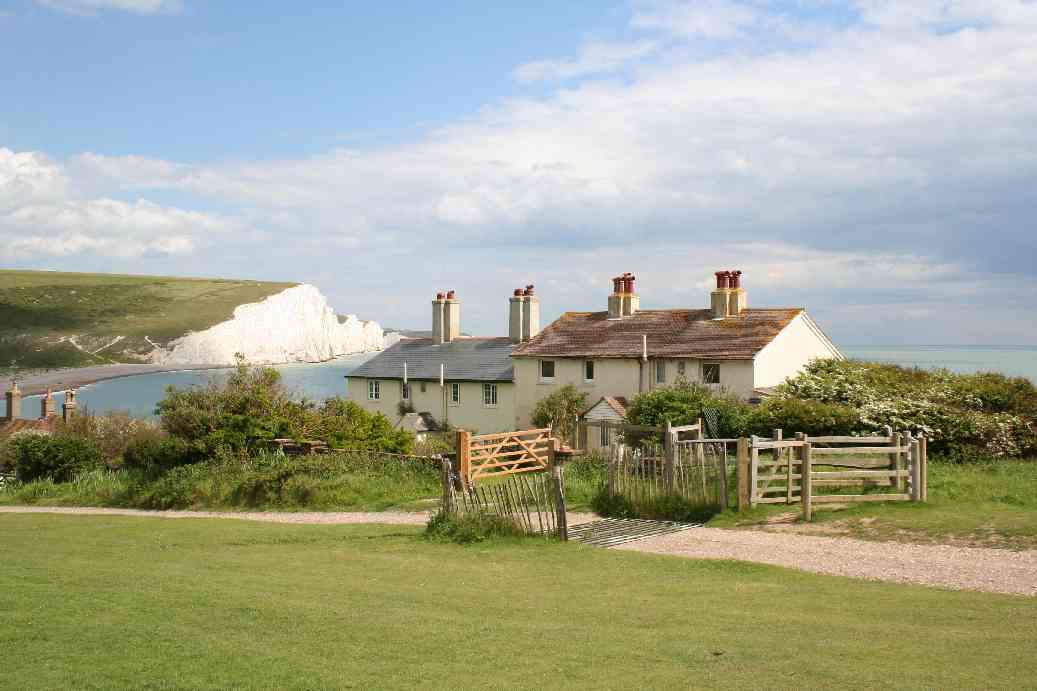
[1,515,1035,689]
[709,460,1037,549]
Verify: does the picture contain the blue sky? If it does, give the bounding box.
[2,0,1036,344]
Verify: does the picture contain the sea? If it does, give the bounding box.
[5,346,1036,420]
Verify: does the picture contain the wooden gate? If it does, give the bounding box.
[743,430,928,520]
[456,428,556,485]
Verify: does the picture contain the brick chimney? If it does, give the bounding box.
[608,272,640,319]
[711,270,747,318]
[40,388,56,420]
[62,388,77,423]
[4,380,20,421]
[508,285,541,343]
[443,290,460,342]
[432,292,446,344]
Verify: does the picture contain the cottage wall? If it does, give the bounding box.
[347,376,515,435]
[752,313,843,389]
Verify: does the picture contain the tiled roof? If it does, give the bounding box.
[349,337,515,383]
[512,308,803,360]
[582,395,629,418]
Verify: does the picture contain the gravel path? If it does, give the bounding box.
[0,506,598,527]
[5,507,1034,596]
[615,527,1037,597]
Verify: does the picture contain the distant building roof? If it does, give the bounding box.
[396,412,440,433]
[582,395,629,419]
[0,418,55,438]
[512,308,803,360]
[349,337,515,383]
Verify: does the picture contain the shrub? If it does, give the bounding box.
[531,384,587,442]
[745,398,862,437]
[7,433,104,482]
[625,382,748,438]
[122,436,206,474]
[425,510,526,544]
[591,487,717,523]
[56,412,163,467]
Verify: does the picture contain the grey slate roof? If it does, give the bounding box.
[349,337,515,383]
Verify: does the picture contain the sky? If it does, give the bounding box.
[1,0,1036,345]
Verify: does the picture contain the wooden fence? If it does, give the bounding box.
[737,429,928,520]
[445,427,568,539]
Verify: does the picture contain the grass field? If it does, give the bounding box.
[710,460,1037,549]
[0,270,295,368]
[1,515,1035,690]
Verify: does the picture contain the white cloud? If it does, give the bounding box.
[632,0,759,39]
[514,40,659,82]
[0,148,236,261]
[35,0,182,16]
[21,3,1037,341]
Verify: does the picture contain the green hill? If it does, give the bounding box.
[0,270,296,369]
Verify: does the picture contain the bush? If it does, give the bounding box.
[745,398,862,437]
[591,487,717,523]
[122,437,206,474]
[531,384,587,442]
[625,381,748,438]
[425,510,526,544]
[7,433,104,482]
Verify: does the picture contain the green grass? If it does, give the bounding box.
[710,460,1037,549]
[0,455,443,512]
[0,270,295,367]
[1,515,1035,690]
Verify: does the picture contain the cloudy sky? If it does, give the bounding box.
[2,0,1035,344]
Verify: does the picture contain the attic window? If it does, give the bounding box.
[702,363,720,385]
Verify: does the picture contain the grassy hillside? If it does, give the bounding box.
[0,270,296,368]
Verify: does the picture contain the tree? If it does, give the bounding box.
[531,384,587,442]
[626,381,748,438]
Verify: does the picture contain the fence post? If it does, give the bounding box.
[456,429,471,487]
[801,442,812,522]
[792,433,805,504]
[737,437,750,510]
[919,434,928,502]
[909,439,922,502]
[550,441,568,541]
[440,457,455,514]
[772,428,783,441]
[664,420,674,492]
[890,431,903,492]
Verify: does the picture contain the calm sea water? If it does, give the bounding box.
[11,353,376,420]
[6,346,1035,420]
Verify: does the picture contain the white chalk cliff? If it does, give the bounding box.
[151,284,386,366]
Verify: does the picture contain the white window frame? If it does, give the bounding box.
[702,363,721,385]
[368,380,380,400]
[656,360,666,384]
[483,383,498,407]
[449,382,461,406]
[539,360,556,382]
[584,360,595,382]
[600,423,610,447]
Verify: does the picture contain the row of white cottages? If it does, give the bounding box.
[347,270,843,436]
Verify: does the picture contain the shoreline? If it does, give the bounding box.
[8,364,229,397]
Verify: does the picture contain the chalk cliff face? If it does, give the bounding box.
[152,284,385,366]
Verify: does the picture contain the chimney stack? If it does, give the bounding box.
[711,269,747,318]
[62,388,77,423]
[4,380,20,421]
[40,388,56,420]
[608,272,640,319]
[432,292,446,344]
[443,290,460,342]
[509,285,541,343]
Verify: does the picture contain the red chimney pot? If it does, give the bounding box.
[627,275,636,294]
[524,284,535,296]
[436,292,446,300]
[612,276,623,294]
[513,288,523,296]
[729,270,742,289]
[715,271,729,289]
[446,290,456,300]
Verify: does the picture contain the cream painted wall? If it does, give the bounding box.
[752,313,843,389]
[513,356,761,427]
[347,376,516,434]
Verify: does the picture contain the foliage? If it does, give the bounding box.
[5,433,104,482]
[625,381,747,437]
[530,384,586,441]
[56,411,164,466]
[745,397,862,437]
[122,436,206,474]
[425,510,526,543]
[396,400,415,417]
[777,359,1037,458]
[157,360,413,457]
[591,487,719,523]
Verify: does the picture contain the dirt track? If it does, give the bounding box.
[4,506,1035,596]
